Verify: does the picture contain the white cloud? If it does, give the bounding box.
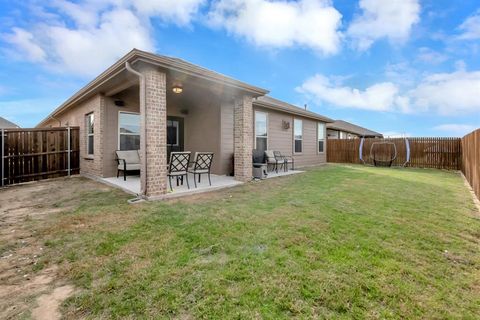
[416,47,448,65]
[299,69,480,116]
[433,124,477,136]
[2,27,47,62]
[297,74,399,111]
[1,0,205,77]
[384,62,419,87]
[132,0,206,25]
[44,8,154,76]
[458,9,480,40]
[408,70,480,115]
[208,0,342,55]
[347,0,420,50]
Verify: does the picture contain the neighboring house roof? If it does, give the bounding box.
[37,48,269,127]
[0,116,20,129]
[327,120,383,137]
[253,96,334,123]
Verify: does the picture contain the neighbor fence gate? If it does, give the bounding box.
[1,127,80,186]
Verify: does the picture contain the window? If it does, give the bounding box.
[119,112,140,150]
[318,123,325,153]
[255,111,268,151]
[167,119,179,146]
[294,118,302,153]
[86,113,94,155]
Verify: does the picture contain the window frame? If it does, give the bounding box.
[118,111,141,150]
[317,122,326,154]
[293,118,303,154]
[86,113,94,156]
[254,111,268,151]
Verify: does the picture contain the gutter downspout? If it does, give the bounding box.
[125,62,147,198]
[50,115,62,127]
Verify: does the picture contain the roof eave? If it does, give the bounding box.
[253,100,334,123]
[37,50,138,127]
[132,50,268,96]
[37,49,268,127]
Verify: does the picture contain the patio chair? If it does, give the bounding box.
[115,150,141,181]
[265,150,283,173]
[188,152,214,188]
[168,152,191,191]
[273,151,294,172]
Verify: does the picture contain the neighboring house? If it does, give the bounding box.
[0,116,20,129]
[327,120,383,139]
[37,49,333,198]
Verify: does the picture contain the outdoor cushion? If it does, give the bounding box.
[168,170,187,176]
[265,150,277,163]
[189,168,209,173]
[116,150,140,165]
[265,150,275,159]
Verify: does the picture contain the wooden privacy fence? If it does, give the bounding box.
[327,137,462,170]
[1,127,80,186]
[461,129,480,200]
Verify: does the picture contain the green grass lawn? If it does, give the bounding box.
[40,165,479,319]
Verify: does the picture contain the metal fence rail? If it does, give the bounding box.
[1,127,80,186]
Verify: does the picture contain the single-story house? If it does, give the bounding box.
[37,49,333,198]
[0,116,20,129]
[327,120,383,139]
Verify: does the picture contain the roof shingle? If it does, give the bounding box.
[327,120,382,137]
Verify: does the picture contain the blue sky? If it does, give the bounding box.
[0,0,479,136]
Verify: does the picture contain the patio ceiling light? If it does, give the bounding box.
[172,85,183,94]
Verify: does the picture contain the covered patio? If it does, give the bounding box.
[91,51,269,199]
[100,170,304,199]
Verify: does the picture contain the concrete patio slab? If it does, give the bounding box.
[98,169,304,200]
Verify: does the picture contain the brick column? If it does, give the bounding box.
[97,94,106,176]
[140,65,168,197]
[234,95,253,182]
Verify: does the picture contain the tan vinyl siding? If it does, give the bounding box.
[253,106,327,167]
[103,91,140,177]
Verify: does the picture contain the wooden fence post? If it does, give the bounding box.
[67,126,71,177]
[1,128,4,187]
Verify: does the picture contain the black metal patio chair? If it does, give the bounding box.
[188,152,214,187]
[168,151,191,191]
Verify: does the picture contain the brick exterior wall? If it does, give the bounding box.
[140,65,168,197]
[234,95,253,182]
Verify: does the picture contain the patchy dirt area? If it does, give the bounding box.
[0,177,111,319]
